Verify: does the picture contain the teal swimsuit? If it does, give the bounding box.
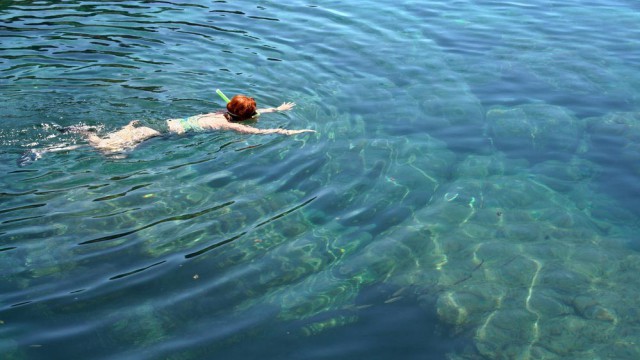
[179,116,204,132]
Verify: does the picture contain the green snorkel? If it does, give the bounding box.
[217,88,260,120]
[216,88,231,103]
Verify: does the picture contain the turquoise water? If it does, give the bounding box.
[2,0,640,358]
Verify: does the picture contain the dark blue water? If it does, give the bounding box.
[2,1,640,359]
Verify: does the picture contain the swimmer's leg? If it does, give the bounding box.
[17,144,84,167]
[53,121,158,156]
[46,144,84,152]
[56,124,98,134]
[53,123,104,147]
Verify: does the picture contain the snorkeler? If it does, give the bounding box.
[19,93,314,165]
[84,94,313,153]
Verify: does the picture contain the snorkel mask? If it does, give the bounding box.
[217,88,260,120]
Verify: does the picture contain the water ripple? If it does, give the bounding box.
[109,260,167,281]
[78,201,235,245]
[0,203,46,214]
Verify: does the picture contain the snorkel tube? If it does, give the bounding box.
[216,89,231,103]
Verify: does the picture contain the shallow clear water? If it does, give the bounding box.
[2,1,640,359]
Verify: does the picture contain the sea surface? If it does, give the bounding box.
[2,1,640,359]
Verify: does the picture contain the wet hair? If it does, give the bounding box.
[226,95,257,121]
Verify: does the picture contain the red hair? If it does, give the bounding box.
[226,95,257,121]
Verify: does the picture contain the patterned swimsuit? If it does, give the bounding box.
[178,116,204,132]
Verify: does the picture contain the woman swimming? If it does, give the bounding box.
[83,94,314,154]
[18,94,314,166]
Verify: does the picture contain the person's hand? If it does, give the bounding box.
[276,102,296,111]
[286,129,315,135]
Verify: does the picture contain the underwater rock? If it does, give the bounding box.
[537,314,618,357]
[586,111,640,151]
[0,338,26,360]
[530,157,598,193]
[487,103,584,161]
[585,112,640,139]
[584,111,640,209]
[526,289,572,319]
[392,156,640,359]
[474,309,539,359]
[572,295,617,323]
[300,314,359,336]
[454,153,528,179]
[417,89,488,152]
[436,283,503,331]
[585,111,640,174]
[535,265,591,296]
[108,302,168,348]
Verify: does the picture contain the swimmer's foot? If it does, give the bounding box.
[17,144,82,167]
[17,149,42,167]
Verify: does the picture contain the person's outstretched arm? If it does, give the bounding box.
[221,121,314,135]
[257,102,296,114]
